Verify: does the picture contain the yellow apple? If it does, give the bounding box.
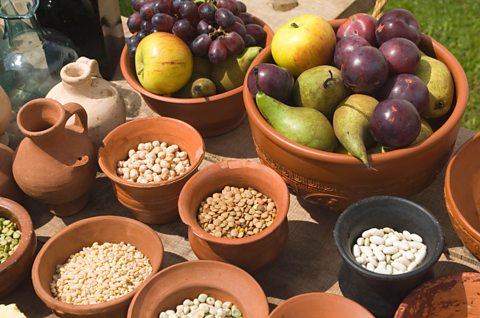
[271,15,336,77]
[135,32,193,95]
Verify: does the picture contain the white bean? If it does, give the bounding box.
[383,246,399,255]
[410,233,423,243]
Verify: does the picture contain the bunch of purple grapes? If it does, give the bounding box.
[126,0,267,64]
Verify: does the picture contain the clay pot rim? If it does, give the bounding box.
[269,292,375,318]
[16,98,65,138]
[31,215,164,314]
[98,117,206,189]
[120,16,273,105]
[178,160,290,245]
[242,19,469,165]
[444,132,480,241]
[334,196,444,281]
[0,197,34,272]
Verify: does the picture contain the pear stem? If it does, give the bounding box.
[291,22,299,28]
[323,70,339,88]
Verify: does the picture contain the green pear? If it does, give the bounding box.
[415,55,454,118]
[256,91,336,151]
[191,78,217,97]
[333,94,379,166]
[211,46,262,92]
[293,65,348,118]
[173,74,201,98]
[410,119,433,146]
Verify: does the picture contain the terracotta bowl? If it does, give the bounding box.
[0,144,23,202]
[178,160,289,272]
[0,197,36,298]
[127,260,269,318]
[269,292,374,318]
[120,18,273,137]
[31,215,164,318]
[395,272,480,317]
[98,117,205,224]
[242,19,469,211]
[444,132,480,259]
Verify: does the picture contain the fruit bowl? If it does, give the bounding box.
[120,17,273,137]
[242,19,468,211]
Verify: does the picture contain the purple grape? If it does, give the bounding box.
[227,21,247,37]
[139,2,156,20]
[172,0,189,13]
[217,0,239,15]
[236,1,247,13]
[127,12,142,33]
[172,18,196,41]
[136,29,149,40]
[198,2,216,21]
[369,99,421,148]
[247,63,295,102]
[191,33,212,57]
[333,35,371,69]
[127,35,141,56]
[178,1,199,22]
[197,19,212,34]
[376,9,421,45]
[341,46,389,93]
[238,12,254,24]
[245,24,266,47]
[379,37,421,74]
[243,34,256,46]
[221,31,245,56]
[151,13,175,32]
[141,19,153,32]
[378,74,429,115]
[208,39,229,64]
[153,0,173,14]
[132,0,153,12]
[215,8,236,28]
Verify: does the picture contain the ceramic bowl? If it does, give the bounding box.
[395,272,480,317]
[98,117,205,224]
[31,215,164,318]
[242,19,469,211]
[0,197,36,298]
[120,18,273,137]
[178,160,289,272]
[269,292,374,318]
[333,196,444,318]
[444,132,480,259]
[127,260,269,318]
[0,144,23,202]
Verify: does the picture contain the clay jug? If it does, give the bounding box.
[0,86,12,145]
[12,98,96,216]
[46,57,126,149]
[0,144,23,202]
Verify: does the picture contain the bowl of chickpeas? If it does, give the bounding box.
[98,117,205,224]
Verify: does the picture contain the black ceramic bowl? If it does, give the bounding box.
[333,196,444,318]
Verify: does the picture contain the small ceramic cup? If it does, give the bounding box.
[333,196,444,318]
[178,160,289,272]
[98,117,205,224]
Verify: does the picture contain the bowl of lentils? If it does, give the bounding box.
[98,117,205,224]
[178,160,290,272]
[31,215,164,318]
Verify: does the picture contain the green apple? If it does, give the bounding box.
[271,15,336,77]
[135,32,193,95]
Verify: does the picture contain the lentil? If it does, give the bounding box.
[159,293,243,318]
[0,217,21,264]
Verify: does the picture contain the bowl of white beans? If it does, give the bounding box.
[333,196,444,318]
[98,117,205,224]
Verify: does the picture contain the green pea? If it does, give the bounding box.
[3,219,11,226]
[13,231,20,239]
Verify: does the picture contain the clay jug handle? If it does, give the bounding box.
[63,102,88,135]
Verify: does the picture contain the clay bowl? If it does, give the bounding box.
[0,197,36,298]
[242,19,469,211]
[127,260,269,318]
[444,132,480,259]
[0,144,23,202]
[98,117,205,224]
[120,17,273,137]
[269,292,374,318]
[178,160,289,272]
[32,215,164,318]
[395,272,480,317]
[333,196,444,318]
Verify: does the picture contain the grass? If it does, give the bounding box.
[118,0,480,131]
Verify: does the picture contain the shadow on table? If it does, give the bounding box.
[161,252,189,269]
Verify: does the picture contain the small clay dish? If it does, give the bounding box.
[395,272,480,317]
[178,160,289,272]
[444,132,480,259]
[269,292,374,318]
[0,197,36,298]
[31,215,164,318]
[127,260,269,318]
[0,144,23,202]
[98,117,205,224]
[333,196,444,318]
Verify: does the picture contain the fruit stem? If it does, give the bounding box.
[291,22,299,28]
[323,70,339,88]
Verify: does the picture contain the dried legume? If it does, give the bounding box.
[0,217,21,264]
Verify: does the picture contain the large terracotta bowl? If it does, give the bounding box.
[242,19,469,211]
[269,292,374,318]
[178,160,289,272]
[0,144,23,202]
[32,215,164,318]
[0,197,36,298]
[127,260,269,318]
[98,117,205,224]
[120,18,273,137]
[444,132,480,259]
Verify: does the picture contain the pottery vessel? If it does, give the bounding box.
[444,132,480,259]
[0,144,23,202]
[47,57,126,149]
[98,117,205,224]
[0,86,12,145]
[128,260,269,318]
[333,196,444,318]
[120,17,273,137]
[0,197,36,298]
[32,215,164,318]
[242,19,469,211]
[178,160,289,272]
[12,98,96,216]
